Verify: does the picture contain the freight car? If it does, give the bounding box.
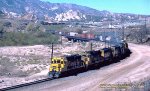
[48,41,130,78]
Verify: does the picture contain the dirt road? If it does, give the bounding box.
[9,43,150,91]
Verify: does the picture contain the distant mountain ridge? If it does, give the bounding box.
[0,0,148,22]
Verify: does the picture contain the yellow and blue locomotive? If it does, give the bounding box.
[49,54,85,78]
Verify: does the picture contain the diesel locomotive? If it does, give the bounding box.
[48,41,130,78]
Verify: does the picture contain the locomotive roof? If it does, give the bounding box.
[66,54,81,58]
[102,48,112,51]
[85,50,100,54]
[65,54,81,61]
[111,45,121,48]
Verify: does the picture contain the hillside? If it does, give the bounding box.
[0,0,148,22]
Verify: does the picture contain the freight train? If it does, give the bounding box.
[48,41,130,78]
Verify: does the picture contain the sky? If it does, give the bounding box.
[42,0,150,15]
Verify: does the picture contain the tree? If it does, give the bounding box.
[0,26,4,38]
[26,22,41,32]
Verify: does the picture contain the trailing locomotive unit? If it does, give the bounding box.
[119,41,129,58]
[81,50,103,69]
[48,41,130,78]
[111,45,122,60]
[100,48,113,64]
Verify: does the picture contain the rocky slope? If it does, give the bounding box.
[0,0,147,22]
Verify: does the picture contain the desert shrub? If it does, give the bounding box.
[0,57,17,76]
[0,31,59,46]
[27,59,40,64]
[3,22,12,27]
[16,70,28,77]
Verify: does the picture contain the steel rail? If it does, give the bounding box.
[0,78,53,91]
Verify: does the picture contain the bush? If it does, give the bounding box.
[0,31,59,46]
[3,22,12,27]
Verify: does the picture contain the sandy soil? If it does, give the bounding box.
[7,43,150,91]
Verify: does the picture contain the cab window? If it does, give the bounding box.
[57,60,60,63]
[54,60,56,63]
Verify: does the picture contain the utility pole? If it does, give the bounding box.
[145,17,147,34]
[104,29,106,48]
[90,42,92,51]
[51,43,54,61]
[61,35,62,45]
[110,15,113,47]
[121,14,125,41]
[0,26,4,38]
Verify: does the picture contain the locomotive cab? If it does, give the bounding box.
[49,57,65,78]
[81,54,90,66]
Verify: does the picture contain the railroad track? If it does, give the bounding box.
[0,78,53,91]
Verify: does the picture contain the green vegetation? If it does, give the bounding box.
[0,31,59,46]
